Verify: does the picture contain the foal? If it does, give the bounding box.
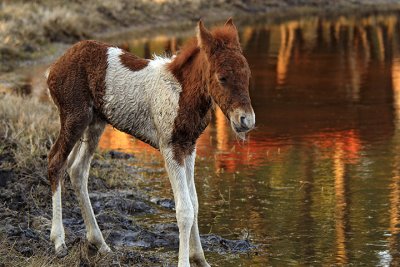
[47,18,254,267]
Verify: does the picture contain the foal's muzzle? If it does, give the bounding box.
[230,108,256,133]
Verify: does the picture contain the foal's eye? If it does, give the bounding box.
[218,76,227,85]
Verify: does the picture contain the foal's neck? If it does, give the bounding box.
[167,40,213,159]
[168,40,211,107]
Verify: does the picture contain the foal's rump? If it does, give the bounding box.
[46,40,110,112]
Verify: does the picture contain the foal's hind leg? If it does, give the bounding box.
[49,112,91,256]
[68,116,110,253]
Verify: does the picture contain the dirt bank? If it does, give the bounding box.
[1,0,400,72]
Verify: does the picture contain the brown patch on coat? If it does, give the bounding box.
[119,52,149,71]
[47,40,111,193]
[168,20,252,164]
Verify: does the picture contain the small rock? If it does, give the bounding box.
[0,170,13,187]
[107,150,134,159]
[150,197,175,210]
[16,246,33,257]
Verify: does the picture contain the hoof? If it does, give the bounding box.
[98,243,111,254]
[55,243,68,258]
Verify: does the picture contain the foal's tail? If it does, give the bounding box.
[44,66,56,104]
[44,67,51,80]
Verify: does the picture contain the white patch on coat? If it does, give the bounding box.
[103,47,182,148]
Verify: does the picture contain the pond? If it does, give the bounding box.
[27,11,400,266]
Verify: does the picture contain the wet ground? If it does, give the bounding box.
[3,9,400,267]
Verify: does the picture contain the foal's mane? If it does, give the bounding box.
[168,38,200,77]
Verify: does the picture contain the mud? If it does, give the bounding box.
[0,149,254,266]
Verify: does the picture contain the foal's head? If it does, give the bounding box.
[198,18,255,138]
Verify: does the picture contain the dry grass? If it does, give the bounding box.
[0,94,58,171]
[0,0,203,51]
[0,232,122,267]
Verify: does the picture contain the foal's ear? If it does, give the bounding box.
[224,17,240,47]
[224,17,236,30]
[197,20,214,50]
[225,18,238,36]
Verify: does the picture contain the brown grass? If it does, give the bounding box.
[0,236,112,267]
[0,94,58,171]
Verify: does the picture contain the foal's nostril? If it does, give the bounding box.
[240,116,249,129]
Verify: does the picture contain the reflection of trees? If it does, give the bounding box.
[388,55,400,265]
[277,22,297,86]
[99,13,400,174]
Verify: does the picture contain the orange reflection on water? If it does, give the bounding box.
[210,107,266,173]
[392,58,400,122]
[99,126,161,161]
[99,112,362,174]
[309,130,361,164]
[334,145,348,265]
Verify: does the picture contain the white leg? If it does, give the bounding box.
[50,182,67,256]
[161,146,194,267]
[68,120,110,253]
[185,149,210,267]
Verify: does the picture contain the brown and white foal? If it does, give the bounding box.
[47,18,254,266]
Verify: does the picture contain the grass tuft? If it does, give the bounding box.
[0,94,58,172]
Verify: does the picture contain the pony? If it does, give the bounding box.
[46,18,255,267]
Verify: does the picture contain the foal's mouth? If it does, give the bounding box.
[231,121,254,140]
[229,108,256,140]
[232,123,253,133]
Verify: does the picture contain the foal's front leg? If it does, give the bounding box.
[161,147,194,267]
[185,150,210,267]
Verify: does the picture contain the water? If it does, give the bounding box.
[31,12,400,266]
